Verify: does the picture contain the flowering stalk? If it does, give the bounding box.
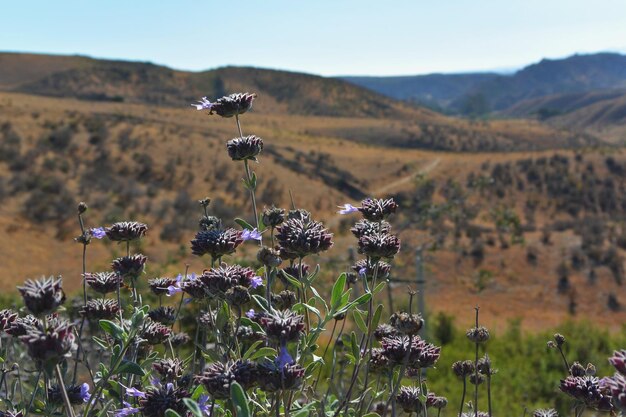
[474,307,480,417]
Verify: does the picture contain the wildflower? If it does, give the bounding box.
[358,198,398,222]
[199,215,222,231]
[17,276,66,316]
[147,306,176,325]
[245,309,256,319]
[6,315,39,337]
[227,135,264,161]
[225,285,252,306]
[466,326,490,343]
[257,246,282,267]
[352,259,392,280]
[206,93,256,118]
[257,359,305,392]
[80,299,120,320]
[603,373,626,412]
[242,228,262,241]
[84,272,123,295]
[190,228,243,258]
[140,320,172,345]
[169,332,190,348]
[152,358,184,382]
[374,323,399,341]
[148,277,177,296]
[560,375,613,411]
[105,221,148,242]
[124,386,146,398]
[78,202,88,214]
[369,348,390,372]
[427,394,448,410]
[390,311,424,336]
[357,232,401,259]
[381,335,441,368]
[200,264,259,298]
[262,206,285,228]
[90,227,106,239]
[111,254,147,280]
[197,361,258,399]
[19,318,75,367]
[396,386,423,413]
[351,219,391,239]
[260,309,305,343]
[191,96,212,111]
[477,354,496,375]
[115,402,140,417]
[276,217,333,259]
[180,278,206,300]
[140,383,189,417]
[0,309,18,333]
[337,203,359,214]
[554,333,566,347]
[276,345,294,369]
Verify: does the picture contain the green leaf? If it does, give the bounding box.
[372,281,386,295]
[235,218,255,231]
[372,304,383,331]
[164,410,182,417]
[331,273,347,309]
[350,331,359,361]
[281,271,301,287]
[248,347,277,361]
[114,360,145,376]
[352,309,368,334]
[99,320,124,339]
[250,172,257,190]
[242,340,265,360]
[183,398,203,417]
[230,382,250,417]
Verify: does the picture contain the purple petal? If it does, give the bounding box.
[192,97,212,111]
[167,285,182,296]
[245,309,256,319]
[337,204,359,215]
[80,383,91,402]
[90,227,107,239]
[125,387,146,398]
[115,406,140,417]
[242,228,262,241]
[358,267,367,277]
[276,345,294,369]
[250,276,263,289]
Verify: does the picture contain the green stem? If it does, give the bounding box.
[55,364,76,417]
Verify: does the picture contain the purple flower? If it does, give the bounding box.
[245,309,256,319]
[276,346,294,369]
[358,267,367,277]
[125,387,146,398]
[242,228,262,241]
[198,394,210,415]
[191,97,212,111]
[80,383,91,402]
[337,203,360,215]
[166,285,182,296]
[90,227,106,239]
[250,276,263,289]
[115,402,140,417]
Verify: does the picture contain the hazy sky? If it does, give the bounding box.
[2,0,626,76]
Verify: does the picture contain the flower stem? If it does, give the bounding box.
[54,364,76,417]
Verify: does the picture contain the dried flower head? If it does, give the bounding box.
[105,221,148,241]
[148,306,177,325]
[180,276,207,300]
[390,311,424,336]
[351,219,391,239]
[84,272,123,295]
[257,246,282,267]
[80,299,120,320]
[374,323,400,341]
[140,320,172,345]
[477,354,495,375]
[199,215,221,231]
[19,317,75,366]
[276,217,333,259]
[271,290,297,310]
[262,206,285,228]
[17,276,66,316]
[570,362,586,377]
[148,277,178,296]
[225,285,252,306]
[139,383,188,417]
[111,254,147,280]
[152,358,184,382]
[554,333,566,347]
[358,198,398,222]
[227,135,264,161]
[190,229,243,259]
[208,92,256,118]
[452,360,475,379]
[358,232,401,259]
[427,394,448,410]
[466,326,490,343]
[396,386,422,413]
[369,348,390,373]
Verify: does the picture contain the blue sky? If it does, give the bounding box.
[2,0,626,76]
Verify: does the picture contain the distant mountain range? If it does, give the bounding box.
[342,53,626,119]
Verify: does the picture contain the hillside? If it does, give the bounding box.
[343,52,626,116]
